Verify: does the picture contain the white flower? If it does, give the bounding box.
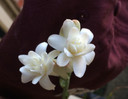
[18,42,56,90]
[48,19,95,78]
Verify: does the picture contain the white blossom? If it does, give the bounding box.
[18,42,56,90]
[48,19,95,78]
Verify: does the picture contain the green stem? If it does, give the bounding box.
[60,73,71,99]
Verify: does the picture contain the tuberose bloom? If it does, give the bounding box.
[48,19,95,78]
[18,42,56,90]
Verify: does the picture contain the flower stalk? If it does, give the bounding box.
[60,73,71,99]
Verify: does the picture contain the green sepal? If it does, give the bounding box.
[59,78,67,88]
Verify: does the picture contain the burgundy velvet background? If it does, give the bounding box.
[0,0,128,98]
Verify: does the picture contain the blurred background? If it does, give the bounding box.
[0,0,23,40]
[0,0,128,99]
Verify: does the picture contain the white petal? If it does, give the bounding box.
[48,34,66,51]
[61,19,75,38]
[28,51,41,65]
[18,55,31,65]
[28,51,41,59]
[35,42,48,55]
[19,66,35,83]
[75,44,95,56]
[32,76,42,84]
[64,48,73,57]
[48,50,60,59]
[85,51,95,65]
[85,44,95,53]
[57,53,70,67]
[80,28,94,43]
[39,76,55,90]
[73,20,81,30]
[73,56,86,78]
[46,59,54,75]
[67,27,79,40]
[69,44,77,53]
[40,52,48,63]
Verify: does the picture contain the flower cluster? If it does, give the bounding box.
[18,19,95,90]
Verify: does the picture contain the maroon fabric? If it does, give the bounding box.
[0,0,128,98]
